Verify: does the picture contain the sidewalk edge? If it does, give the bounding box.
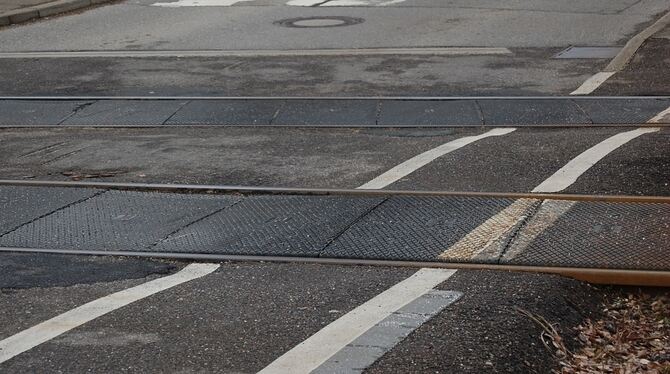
[0,0,113,26]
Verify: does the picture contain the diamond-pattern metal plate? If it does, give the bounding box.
[165,100,282,125]
[0,190,240,251]
[553,46,621,59]
[0,186,101,235]
[574,99,670,124]
[0,100,93,126]
[61,100,187,126]
[478,99,592,125]
[502,201,670,270]
[272,100,379,126]
[377,100,482,126]
[154,195,383,256]
[322,196,514,261]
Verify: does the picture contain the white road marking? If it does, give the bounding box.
[438,198,539,261]
[570,71,615,95]
[285,0,322,5]
[357,128,516,189]
[0,263,219,364]
[648,106,670,123]
[152,0,252,6]
[313,290,462,374]
[532,127,660,193]
[500,199,576,261]
[258,268,457,374]
[0,48,513,59]
[439,109,665,259]
[152,0,406,6]
[322,0,406,5]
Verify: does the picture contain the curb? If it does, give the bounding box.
[0,0,112,27]
[570,8,670,95]
[605,9,670,72]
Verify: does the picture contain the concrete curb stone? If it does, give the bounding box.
[0,0,112,26]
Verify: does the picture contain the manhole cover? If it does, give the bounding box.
[274,16,364,28]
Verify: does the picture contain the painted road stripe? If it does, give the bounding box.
[532,127,660,193]
[497,110,669,259]
[440,120,664,259]
[570,72,615,95]
[312,290,462,374]
[153,0,252,6]
[322,0,407,5]
[0,48,512,59]
[500,199,576,261]
[438,198,539,261]
[0,263,219,364]
[258,268,457,374]
[649,106,670,123]
[358,128,516,189]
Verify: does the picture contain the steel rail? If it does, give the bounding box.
[0,123,667,129]
[0,96,669,100]
[1,247,667,286]
[1,179,669,203]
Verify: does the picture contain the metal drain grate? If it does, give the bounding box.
[553,46,621,59]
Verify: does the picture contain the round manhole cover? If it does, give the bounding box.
[274,16,364,28]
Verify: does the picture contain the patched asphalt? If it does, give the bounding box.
[0,252,175,289]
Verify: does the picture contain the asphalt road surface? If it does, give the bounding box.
[0,0,668,96]
[1,0,669,373]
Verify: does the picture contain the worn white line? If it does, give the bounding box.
[438,198,538,261]
[648,106,670,123]
[570,72,616,95]
[285,0,322,5]
[0,263,219,364]
[439,111,665,259]
[357,128,516,189]
[313,290,462,374]
[152,0,252,6]
[0,48,513,59]
[500,200,576,261]
[532,127,660,193]
[258,268,457,374]
[322,0,407,5]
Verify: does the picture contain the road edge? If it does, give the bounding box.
[0,0,113,27]
[571,8,670,95]
[605,9,670,72]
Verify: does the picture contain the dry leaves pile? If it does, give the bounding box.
[520,293,669,374]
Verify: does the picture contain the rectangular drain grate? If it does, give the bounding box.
[553,46,621,59]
